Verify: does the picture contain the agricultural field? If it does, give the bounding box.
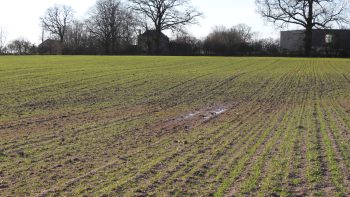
[1,56,350,196]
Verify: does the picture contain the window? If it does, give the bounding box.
[325,34,333,44]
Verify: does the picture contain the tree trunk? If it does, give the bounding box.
[59,34,65,55]
[111,36,116,54]
[105,39,110,55]
[304,0,313,57]
[304,26,312,57]
[155,28,161,55]
[60,35,64,43]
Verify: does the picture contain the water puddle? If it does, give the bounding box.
[203,107,227,120]
[151,103,235,134]
[182,106,229,121]
[184,112,200,119]
[212,108,227,115]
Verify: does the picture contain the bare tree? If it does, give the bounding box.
[0,27,7,54]
[119,9,140,46]
[170,30,201,55]
[203,25,255,56]
[40,5,74,43]
[234,24,254,43]
[86,0,138,54]
[256,0,349,56]
[7,38,33,55]
[64,21,87,53]
[129,0,202,54]
[7,43,16,54]
[13,40,23,55]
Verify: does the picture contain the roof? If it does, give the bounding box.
[281,29,350,33]
[39,39,61,47]
[139,30,169,39]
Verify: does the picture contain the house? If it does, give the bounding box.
[138,30,170,55]
[280,29,350,56]
[38,39,63,55]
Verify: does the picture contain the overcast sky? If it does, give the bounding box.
[0,0,282,44]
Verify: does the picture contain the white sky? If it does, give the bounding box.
[0,0,281,44]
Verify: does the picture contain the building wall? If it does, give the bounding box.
[280,30,305,53]
[312,30,350,51]
[138,31,170,55]
[280,29,350,55]
[38,40,63,55]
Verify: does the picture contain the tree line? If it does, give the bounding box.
[0,0,348,56]
[1,26,280,56]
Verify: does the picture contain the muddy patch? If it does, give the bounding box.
[203,107,228,120]
[149,103,237,135]
[182,107,228,121]
[182,104,234,121]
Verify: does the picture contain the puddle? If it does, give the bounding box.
[150,103,235,134]
[203,108,227,120]
[212,108,227,115]
[184,112,200,119]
